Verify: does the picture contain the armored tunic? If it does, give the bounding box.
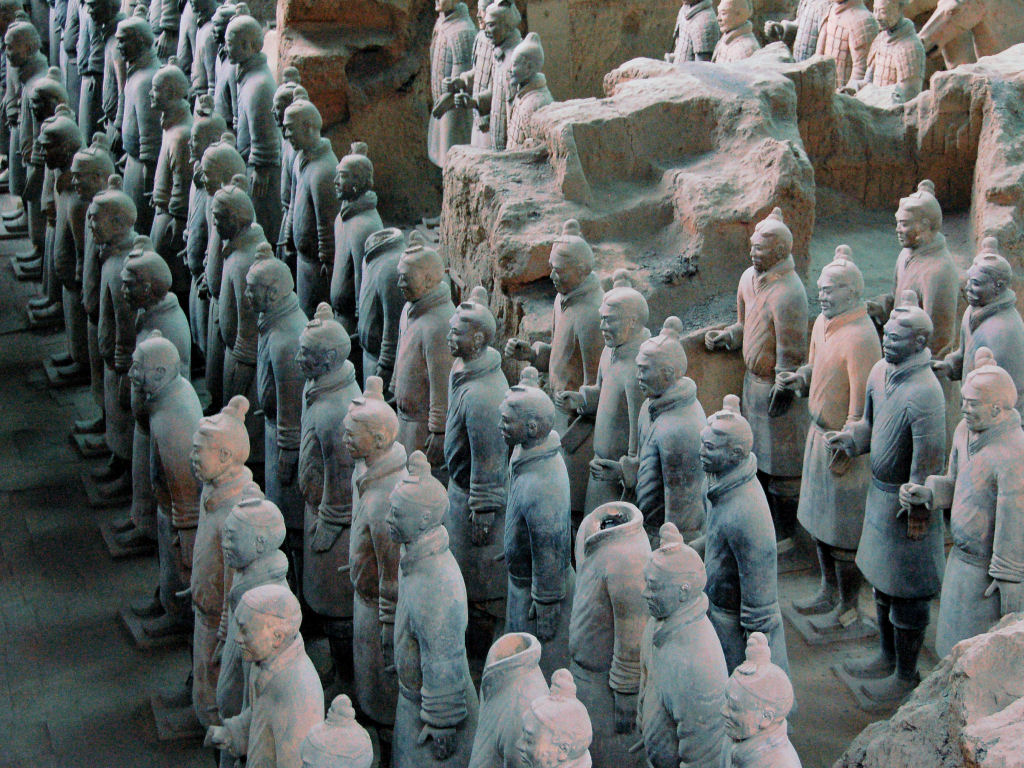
[213,47,234,125]
[349,443,406,726]
[356,224,405,383]
[288,138,338,284]
[506,73,552,151]
[569,505,650,768]
[671,0,720,63]
[637,594,727,768]
[330,190,382,329]
[866,17,925,100]
[98,232,137,458]
[711,22,761,63]
[427,2,476,167]
[468,29,521,151]
[532,272,605,395]
[847,350,947,598]
[703,454,790,675]
[121,50,161,164]
[151,107,192,220]
[883,232,960,357]
[232,51,280,171]
[815,0,880,88]
[720,723,801,768]
[394,526,479,768]
[219,224,265,418]
[147,374,203,531]
[466,31,494,149]
[792,0,831,60]
[927,415,1024,657]
[136,293,192,376]
[298,361,361,619]
[795,306,880,549]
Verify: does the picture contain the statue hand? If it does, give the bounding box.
[251,166,273,199]
[418,725,458,761]
[157,31,175,59]
[277,448,299,486]
[529,599,561,641]
[589,457,624,484]
[764,20,783,41]
[469,510,495,546]
[986,579,1024,614]
[503,338,535,363]
[613,691,637,734]
[442,76,458,93]
[310,517,345,553]
[204,725,231,751]
[424,431,445,468]
[931,359,954,379]
[196,273,210,299]
[213,638,225,664]
[899,483,932,510]
[453,92,473,110]
[865,299,885,325]
[479,114,490,133]
[824,430,856,458]
[619,455,639,489]
[767,383,795,417]
[554,390,585,413]
[704,329,730,352]
[775,370,801,392]
[902,502,930,540]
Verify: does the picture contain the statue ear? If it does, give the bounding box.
[373,431,387,449]
[254,533,266,553]
[218,446,232,464]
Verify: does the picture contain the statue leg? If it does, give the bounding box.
[792,540,838,615]
[860,596,928,704]
[205,298,224,411]
[842,588,896,679]
[192,607,222,728]
[151,212,190,315]
[834,546,864,621]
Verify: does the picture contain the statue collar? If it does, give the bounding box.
[610,327,651,363]
[559,271,602,310]
[253,634,305,694]
[17,52,47,82]
[98,229,138,261]
[968,411,1022,456]
[400,525,450,574]
[884,348,932,394]
[728,721,791,767]
[95,12,124,37]
[753,254,795,292]
[408,281,452,320]
[902,231,948,262]
[511,72,547,103]
[823,304,867,338]
[647,377,698,420]
[159,102,190,130]
[257,291,302,334]
[886,17,915,40]
[480,635,542,700]
[226,223,266,257]
[354,443,407,494]
[451,346,502,387]
[442,3,471,23]
[126,48,158,76]
[298,137,332,168]
[967,289,1017,332]
[138,292,180,329]
[493,29,522,61]
[339,190,378,221]
[510,430,562,473]
[203,465,258,512]
[652,592,711,647]
[145,372,188,406]
[832,0,864,14]
[581,503,644,558]
[236,51,267,79]
[686,0,713,18]
[721,20,754,43]
[233,549,290,598]
[706,453,758,504]
[305,361,357,404]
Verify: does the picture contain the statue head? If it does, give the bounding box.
[335,142,374,202]
[190,395,251,483]
[212,2,237,45]
[211,174,256,241]
[296,303,350,380]
[128,330,180,398]
[223,497,287,571]
[115,14,155,65]
[516,669,593,768]
[84,0,119,25]
[121,236,172,309]
[72,133,116,201]
[273,67,302,126]
[636,316,687,399]
[896,180,942,249]
[189,0,220,25]
[874,0,906,30]
[200,133,248,195]
[343,376,400,462]
[386,451,448,544]
[599,270,649,349]
[510,32,544,87]
[190,96,228,166]
[549,219,594,295]
[722,633,794,741]
[244,243,294,314]
[37,106,83,171]
[965,237,1013,309]
[436,0,457,15]
[88,175,138,245]
[235,583,302,664]
[362,227,405,268]
[501,367,556,448]
[301,695,374,768]
[29,67,69,125]
[700,394,753,475]
[282,98,322,154]
[717,0,752,32]
[484,0,522,47]
[643,522,706,620]
[4,21,40,67]
[750,207,792,273]
[150,59,190,114]
[883,289,932,364]
[817,244,864,319]
[961,347,1018,432]
[225,10,264,66]
[397,234,445,302]
[448,286,496,361]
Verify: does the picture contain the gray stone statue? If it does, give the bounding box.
[273,67,302,265]
[712,0,760,63]
[516,669,594,768]
[79,0,123,143]
[356,227,406,392]
[209,3,238,126]
[815,0,880,90]
[667,0,720,63]
[428,0,476,166]
[300,695,374,768]
[506,32,553,152]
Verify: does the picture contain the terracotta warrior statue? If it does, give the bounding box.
[116,13,162,236]
[764,0,830,60]
[273,68,302,264]
[623,316,706,541]
[845,0,925,104]
[247,247,308,576]
[558,271,650,515]
[388,451,479,768]
[205,584,325,768]
[330,141,383,349]
[451,0,522,151]
[637,523,728,768]
[517,669,594,768]
[444,286,509,643]
[777,247,880,633]
[300,695,374,768]
[470,632,549,768]
[701,395,790,676]
[720,633,801,768]
[569,501,650,767]
[427,0,475,166]
[501,367,575,675]
[712,0,760,63]
[815,0,880,90]
[77,0,120,140]
[903,348,1024,657]
[225,8,283,245]
[506,32,553,152]
[210,3,238,125]
[705,207,809,556]
[343,376,406,763]
[392,236,456,470]
[667,0,720,63]
[826,291,946,705]
[190,395,264,728]
[216,497,290,755]
[507,219,604,517]
[190,0,222,102]
[282,97,339,318]
[296,303,362,686]
[933,237,1024,415]
[356,227,406,392]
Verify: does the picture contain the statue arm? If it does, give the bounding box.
[415,600,470,728]
[626,375,644,458]
[923,437,959,510]
[371,509,401,625]
[527,485,571,604]
[606,564,645,695]
[318,420,354,527]
[844,340,876,426]
[578,309,606,386]
[577,359,605,415]
[425,325,453,435]
[112,276,135,373]
[908,394,947,484]
[63,1,79,56]
[220,707,252,757]
[160,0,179,33]
[941,321,966,380]
[989,460,1024,583]
[735,520,783,635]
[661,436,705,541]
[219,263,239,348]
[377,262,406,376]
[313,168,339,265]
[248,81,281,169]
[231,267,260,365]
[772,285,809,373]
[273,344,305,452]
[139,88,163,163]
[922,266,960,356]
[847,17,880,85]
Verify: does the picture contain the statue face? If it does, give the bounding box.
[960,389,1004,432]
[273,93,293,128]
[881,317,923,364]
[699,427,740,475]
[295,338,333,380]
[234,604,285,663]
[964,266,1002,308]
[895,207,931,249]
[515,710,561,768]
[874,0,902,29]
[120,268,150,309]
[282,112,317,153]
[149,76,177,113]
[73,170,107,200]
[225,26,254,65]
[342,414,383,460]
[484,15,511,46]
[548,249,585,295]
[716,0,748,32]
[385,501,424,545]
[642,563,689,620]
[85,0,117,24]
[447,314,483,359]
[40,138,74,171]
[30,92,54,124]
[334,163,362,202]
[86,204,122,245]
[599,300,637,348]
[115,29,147,64]
[636,351,675,399]
[396,255,436,302]
[499,399,532,447]
[244,275,273,314]
[816,272,858,319]
[4,33,34,67]
[190,433,232,483]
[721,682,767,742]
[222,514,264,570]
[127,349,164,397]
[509,49,537,86]
[211,201,243,242]
[749,232,784,273]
